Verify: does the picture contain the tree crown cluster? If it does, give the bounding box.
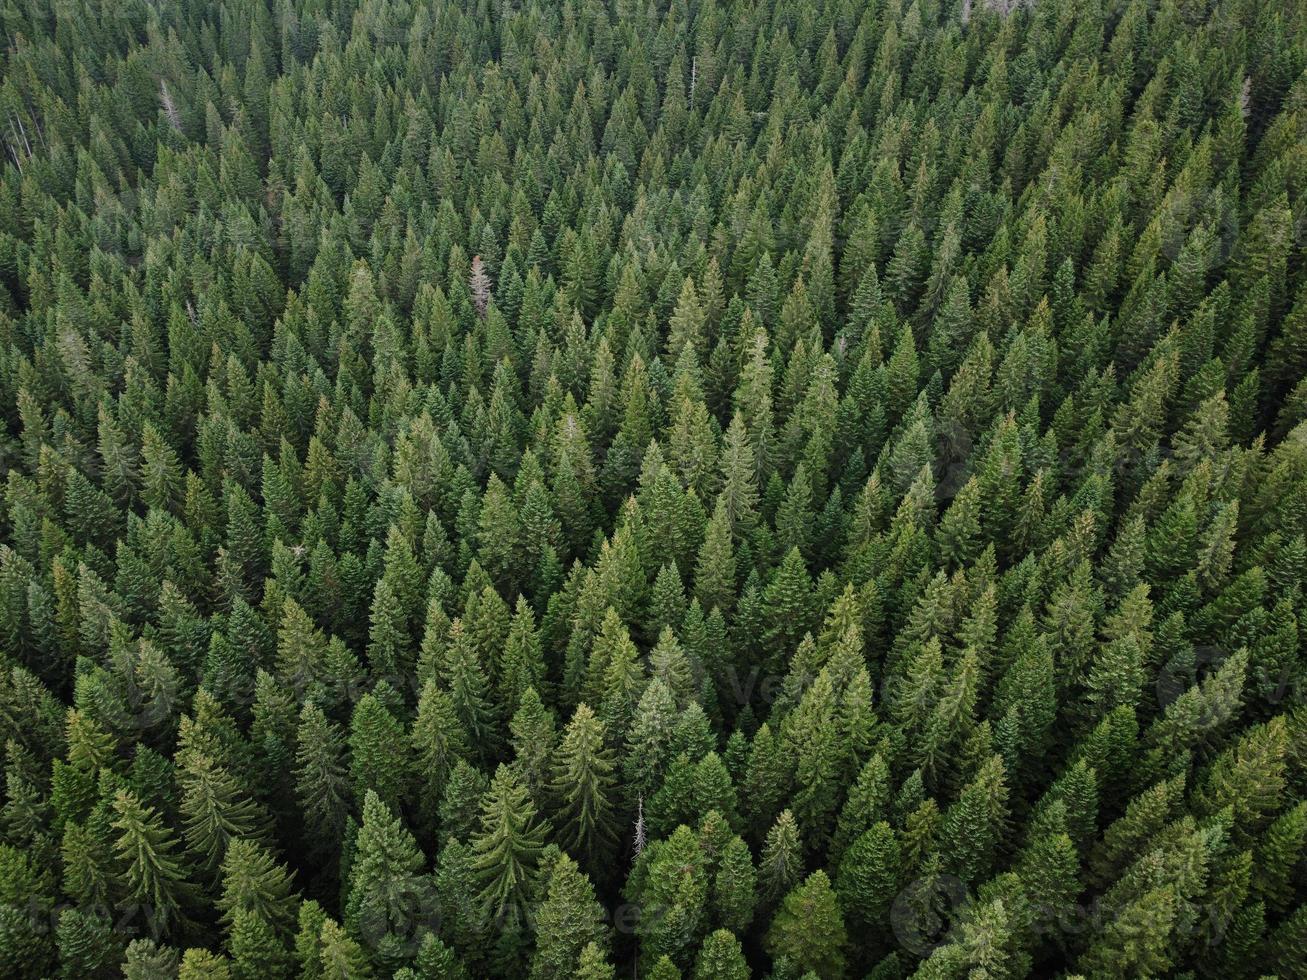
[0,0,1305,977]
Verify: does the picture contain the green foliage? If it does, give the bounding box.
[345,791,431,970]
[0,0,1303,975]
[529,850,609,980]
[692,930,749,980]
[765,870,847,979]
[110,789,196,939]
[470,765,547,927]
[550,703,618,866]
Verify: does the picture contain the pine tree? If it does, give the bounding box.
[743,723,791,841]
[759,810,803,907]
[179,752,270,871]
[1078,886,1180,977]
[775,462,814,559]
[470,765,548,926]
[276,599,331,700]
[765,870,847,979]
[178,948,233,980]
[123,939,179,980]
[55,907,123,979]
[941,755,1009,885]
[217,838,298,934]
[509,688,557,809]
[111,789,196,939]
[411,932,468,980]
[1194,716,1289,840]
[711,834,756,933]
[348,692,410,812]
[1253,800,1307,912]
[229,908,293,980]
[574,942,615,980]
[345,791,432,968]
[141,423,184,513]
[529,851,609,980]
[783,668,845,851]
[476,476,521,594]
[500,597,545,714]
[366,578,409,680]
[438,620,497,753]
[411,680,470,832]
[1267,903,1307,979]
[629,824,709,971]
[550,704,618,865]
[623,679,680,808]
[693,498,736,615]
[835,822,900,936]
[438,760,490,847]
[317,919,374,980]
[294,702,351,849]
[762,548,816,667]
[470,256,493,320]
[716,414,760,537]
[691,930,748,980]
[647,564,689,639]
[831,752,891,863]
[1015,827,1080,927]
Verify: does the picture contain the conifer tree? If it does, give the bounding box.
[529,851,609,980]
[179,948,233,980]
[123,939,179,980]
[345,791,432,968]
[692,930,748,980]
[179,752,270,871]
[294,703,351,849]
[759,810,803,907]
[550,704,618,865]
[55,907,123,979]
[218,838,298,935]
[412,680,470,832]
[111,789,195,939]
[765,870,847,979]
[835,821,900,937]
[629,823,709,971]
[348,693,410,812]
[0,2,1304,977]
[470,765,548,927]
[317,919,373,980]
[229,908,294,980]
[712,834,756,933]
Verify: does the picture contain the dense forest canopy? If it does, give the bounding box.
[0,0,1305,976]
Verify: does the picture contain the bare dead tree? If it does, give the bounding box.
[470,254,492,319]
[5,120,24,171]
[633,795,647,856]
[160,81,183,134]
[11,112,30,159]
